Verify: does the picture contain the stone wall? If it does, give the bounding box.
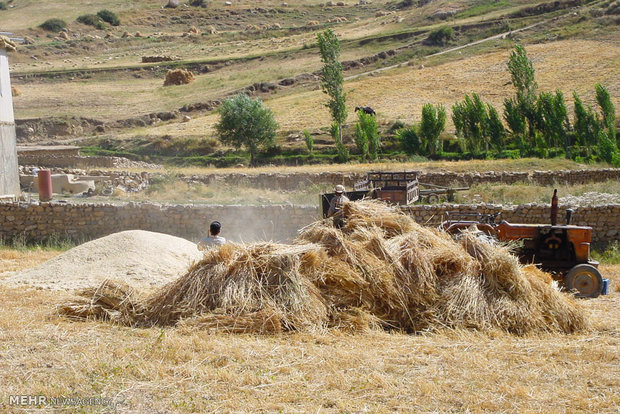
[18,155,120,169]
[0,202,318,244]
[15,167,620,193]
[176,168,620,190]
[1,201,619,245]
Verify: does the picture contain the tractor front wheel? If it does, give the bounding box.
[564,264,604,298]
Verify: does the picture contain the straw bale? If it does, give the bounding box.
[163,68,195,86]
[60,200,590,335]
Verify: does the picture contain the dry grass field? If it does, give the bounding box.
[0,250,618,412]
[133,38,619,140]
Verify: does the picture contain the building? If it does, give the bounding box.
[0,38,19,198]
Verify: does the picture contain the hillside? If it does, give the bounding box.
[3,0,619,159]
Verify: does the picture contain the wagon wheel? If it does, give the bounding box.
[427,194,439,204]
[564,264,603,298]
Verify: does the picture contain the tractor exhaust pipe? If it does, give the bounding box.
[550,189,558,226]
[566,208,573,225]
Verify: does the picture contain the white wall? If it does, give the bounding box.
[0,48,20,197]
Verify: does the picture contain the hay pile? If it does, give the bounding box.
[60,201,589,334]
[163,69,195,86]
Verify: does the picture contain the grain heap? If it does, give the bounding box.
[3,230,200,291]
[163,68,195,86]
[60,201,589,334]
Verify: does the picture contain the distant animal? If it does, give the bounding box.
[355,106,376,116]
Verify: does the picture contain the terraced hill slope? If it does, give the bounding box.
[3,0,619,151]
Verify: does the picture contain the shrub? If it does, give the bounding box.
[397,126,421,155]
[215,94,279,165]
[77,14,106,30]
[387,120,406,134]
[189,0,208,7]
[303,130,314,154]
[39,18,67,32]
[97,10,120,26]
[426,26,454,46]
[0,2,7,10]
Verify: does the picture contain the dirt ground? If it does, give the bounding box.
[0,251,618,412]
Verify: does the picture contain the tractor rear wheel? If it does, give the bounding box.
[564,264,604,298]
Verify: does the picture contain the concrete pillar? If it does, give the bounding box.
[0,47,19,198]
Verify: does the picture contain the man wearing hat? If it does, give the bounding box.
[327,185,349,224]
[198,220,227,250]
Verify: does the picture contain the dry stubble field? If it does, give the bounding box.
[0,251,618,413]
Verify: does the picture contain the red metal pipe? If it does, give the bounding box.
[37,170,53,201]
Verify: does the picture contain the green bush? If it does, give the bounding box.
[77,14,106,30]
[592,241,620,265]
[215,94,279,165]
[0,2,7,11]
[397,126,421,156]
[387,120,406,134]
[39,18,67,32]
[303,130,314,154]
[189,0,208,7]
[426,26,454,46]
[97,9,120,26]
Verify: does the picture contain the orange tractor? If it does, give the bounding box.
[440,190,610,298]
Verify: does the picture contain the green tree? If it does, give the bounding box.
[452,94,488,152]
[303,130,314,154]
[535,90,568,150]
[595,83,616,145]
[317,29,347,155]
[419,103,446,156]
[573,91,600,148]
[598,130,619,165]
[507,44,537,138]
[503,97,526,135]
[355,111,380,160]
[354,120,369,161]
[425,26,454,46]
[487,105,506,153]
[215,94,279,165]
[397,126,421,156]
[331,122,349,162]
